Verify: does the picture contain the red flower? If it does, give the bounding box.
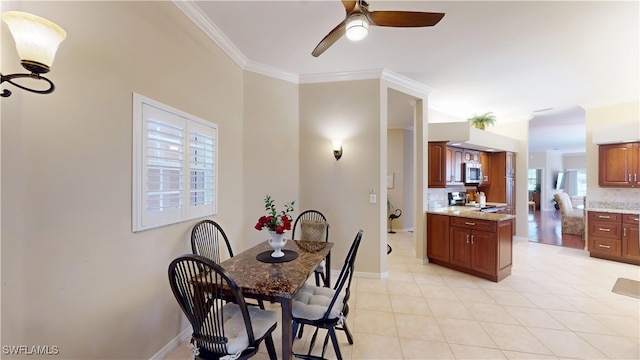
[255,195,295,233]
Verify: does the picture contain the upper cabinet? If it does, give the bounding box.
[599,142,640,187]
[479,151,491,185]
[428,142,447,188]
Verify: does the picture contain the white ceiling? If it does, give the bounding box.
[183,0,639,153]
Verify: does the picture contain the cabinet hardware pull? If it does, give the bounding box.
[598,215,610,219]
[471,235,474,244]
[465,222,476,226]
[624,228,627,236]
[598,228,611,232]
[598,245,611,249]
[465,234,470,244]
[629,174,632,182]
[633,218,639,222]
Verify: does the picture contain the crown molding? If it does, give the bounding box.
[174,0,435,93]
[299,69,385,84]
[244,60,299,83]
[381,69,432,95]
[173,0,249,67]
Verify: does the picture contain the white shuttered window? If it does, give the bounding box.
[133,94,217,232]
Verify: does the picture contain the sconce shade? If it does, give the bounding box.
[346,14,369,41]
[2,11,67,73]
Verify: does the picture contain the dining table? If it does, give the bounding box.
[219,239,333,360]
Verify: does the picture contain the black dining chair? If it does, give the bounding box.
[291,210,330,287]
[168,254,278,360]
[191,219,265,309]
[291,230,363,360]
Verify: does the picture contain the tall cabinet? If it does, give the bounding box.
[481,151,516,215]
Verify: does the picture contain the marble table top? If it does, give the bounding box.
[219,240,333,300]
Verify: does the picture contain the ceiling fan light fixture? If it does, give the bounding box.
[346,14,369,41]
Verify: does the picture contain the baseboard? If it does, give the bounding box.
[150,326,191,360]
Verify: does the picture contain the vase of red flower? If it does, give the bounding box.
[267,231,287,258]
[254,195,295,257]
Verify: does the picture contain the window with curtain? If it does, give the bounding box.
[132,93,217,232]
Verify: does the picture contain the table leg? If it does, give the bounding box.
[325,252,331,287]
[281,297,293,360]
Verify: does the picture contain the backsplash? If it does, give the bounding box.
[588,200,640,211]
[428,186,475,209]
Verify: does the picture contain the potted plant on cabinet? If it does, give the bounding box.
[468,112,497,130]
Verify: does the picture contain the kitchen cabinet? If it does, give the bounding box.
[428,142,447,188]
[622,214,640,262]
[464,149,480,163]
[479,151,491,185]
[588,211,640,265]
[426,213,449,262]
[598,142,640,187]
[450,226,496,276]
[482,152,516,215]
[447,146,464,183]
[426,213,513,282]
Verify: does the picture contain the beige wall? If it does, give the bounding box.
[0,1,299,358]
[298,79,384,275]
[242,71,299,249]
[585,101,640,205]
[387,129,405,230]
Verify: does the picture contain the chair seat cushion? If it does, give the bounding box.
[292,284,344,321]
[200,303,277,355]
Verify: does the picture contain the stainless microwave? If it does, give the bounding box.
[463,163,482,184]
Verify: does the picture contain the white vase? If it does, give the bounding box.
[268,231,287,258]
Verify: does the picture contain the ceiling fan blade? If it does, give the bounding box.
[368,11,445,27]
[342,0,357,13]
[312,21,346,57]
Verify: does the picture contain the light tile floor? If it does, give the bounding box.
[166,233,640,359]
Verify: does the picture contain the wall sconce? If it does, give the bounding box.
[332,140,343,161]
[1,11,67,98]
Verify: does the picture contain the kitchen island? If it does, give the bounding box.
[426,205,515,282]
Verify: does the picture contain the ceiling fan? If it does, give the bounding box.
[312,0,445,57]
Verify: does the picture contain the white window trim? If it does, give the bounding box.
[132,93,218,232]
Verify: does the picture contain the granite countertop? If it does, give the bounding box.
[427,203,516,221]
[586,208,640,215]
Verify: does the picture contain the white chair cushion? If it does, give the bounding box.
[201,303,277,355]
[292,284,344,321]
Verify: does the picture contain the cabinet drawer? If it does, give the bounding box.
[590,237,621,256]
[450,217,496,232]
[622,214,640,225]
[588,211,622,223]
[589,221,622,239]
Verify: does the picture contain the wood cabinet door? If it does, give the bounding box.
[506,152,516,177]
[479,151,491,185]
[634,143,640,186]
[470,230,497,276]
[450,227,471,268]
[622,223,640,261]
[447,147,464,183]
[506,177,516,215]
[599,143,634,187]
[427,214,450,262]
[428,142,447,188]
